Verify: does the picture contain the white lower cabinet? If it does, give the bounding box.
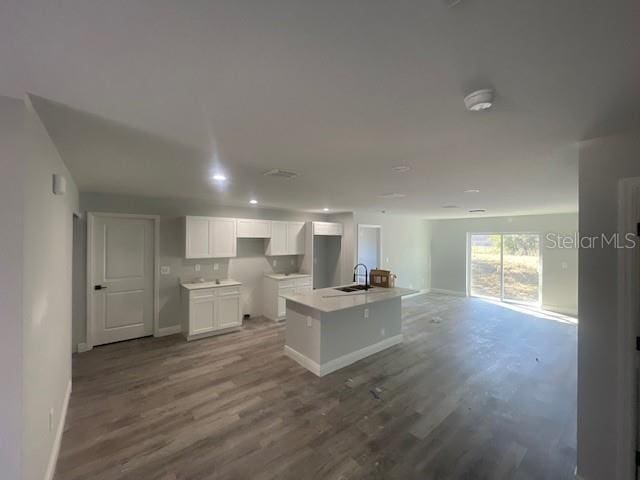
[182,284,242,340]
[263,275,312,321]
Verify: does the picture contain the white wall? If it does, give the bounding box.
[0,96,26,480]
[76,193,329,344]
[350,211,430,291]
[0,95,79,480]
[430,213,578,315]
[577,130,640,480]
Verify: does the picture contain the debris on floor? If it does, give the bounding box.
[430,316,442,324]
[369,387,382,400]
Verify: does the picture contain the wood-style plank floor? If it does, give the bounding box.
[55,294,577,480]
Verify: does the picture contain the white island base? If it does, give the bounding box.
[282,286,415,376]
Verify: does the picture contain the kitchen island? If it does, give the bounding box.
[281,285,416,376]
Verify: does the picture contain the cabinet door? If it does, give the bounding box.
[286,222,305,255]
[237,219,272,238]
[216,294,241,329]
[277,286,296,318]
[267,221,288,255]
[186,217,211,258]
[210,218,237,258]
[190,295,216,334]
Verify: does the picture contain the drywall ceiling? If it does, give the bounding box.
[2,0,638,218]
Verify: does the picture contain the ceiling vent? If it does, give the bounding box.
[469,209,487,213]
[263,169,299,179]
[377,192,407,199]
[442,205,460,209]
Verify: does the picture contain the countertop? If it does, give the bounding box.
[280,285,417,313]
[180,279,242,290]
[264,273,312,280]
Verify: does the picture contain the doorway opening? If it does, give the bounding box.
[357,224,382,273]
[467,232,541,306]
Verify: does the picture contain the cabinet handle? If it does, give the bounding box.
[94,285,107,290]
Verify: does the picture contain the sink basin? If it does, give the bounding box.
[334,285,372,293]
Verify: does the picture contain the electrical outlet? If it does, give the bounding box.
[306,317,312,327]
[273,259,277,267]
[409,283,413,289]
[381,328,386,337]
[213,263,219,271]
[561,261,568,270]
[195,264,201,272]
[160,266,170,275]
[49,408,54,432]
[364,308,369,319]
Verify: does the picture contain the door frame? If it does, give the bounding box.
[466,231,543,306]
[86,212,160,350]
[357,224,383,269]
[617,177,640,480]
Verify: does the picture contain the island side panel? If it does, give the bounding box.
[319,296,402,374]
[284,301,322,373]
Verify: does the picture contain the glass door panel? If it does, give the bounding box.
[469,234,502,299]
[502,234,540,304]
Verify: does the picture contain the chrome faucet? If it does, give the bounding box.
[353,263,370,290]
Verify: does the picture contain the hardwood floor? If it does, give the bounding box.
[55,294,577,480]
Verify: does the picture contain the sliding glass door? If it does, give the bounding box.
[468,233,541,305]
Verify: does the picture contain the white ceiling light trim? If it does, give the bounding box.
[377,192,407,199]
[392,165,411,173]
[464,89,494,111]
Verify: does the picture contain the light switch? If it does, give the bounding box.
[306,317,312,327]
[364,308,369,319]
[195,264,201,272]
[213,263,219,271]
[561,261,568,270]
[160,266,170,275]
[273,259,277,267]
[290,259,295,266]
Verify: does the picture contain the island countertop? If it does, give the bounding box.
[280,285,417,313]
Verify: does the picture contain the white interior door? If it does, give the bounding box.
[89,214,155,346]
[357,225,381,271]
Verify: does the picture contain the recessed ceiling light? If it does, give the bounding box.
[323,208,330,212]
[212,174,227,181]
[464,89,494,111]
[469,209,486,213]
[442,205,460,209]
[464,189,480,193]
[249,199,258,205]
[392,165,411,173]
[263,169,299,179]
[377,192,407,199]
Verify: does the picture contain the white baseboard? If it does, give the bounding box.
[45,379,71,480]
[429,288,467,297]
[404,289,430,299]
[77,342,91,353]
[542,305,578,317]
[285,334,403,377]
[284,346,322,376]
[157,325,182,337]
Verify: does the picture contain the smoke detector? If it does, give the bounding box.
[262,169,299,179]
[464,89,494,111]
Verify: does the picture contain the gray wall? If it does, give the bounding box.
[577,130,640,480]
[75,193,329,345]
[430,213,578,315]
[0,95,80,480]
[0,96,26,480]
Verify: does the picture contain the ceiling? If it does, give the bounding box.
[2,0,639,218]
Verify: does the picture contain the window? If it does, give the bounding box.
[468,233,541,305]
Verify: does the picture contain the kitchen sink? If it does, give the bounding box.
[334,285,372,293]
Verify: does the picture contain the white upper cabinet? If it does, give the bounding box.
[209,217,237,258]
[313,221,343,236]
[287,222,305,255]
[185,216,237,258]
[185,216,306,258]
[185,216,212,258]
[236,218,272,238]
[266,221,306,256]
[266,221,288,256]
